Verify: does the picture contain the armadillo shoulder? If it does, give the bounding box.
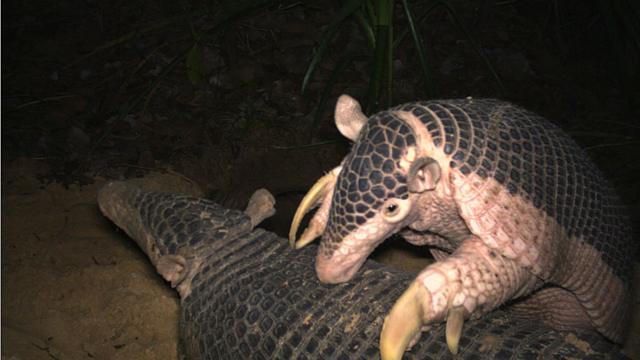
[393,99,632,281]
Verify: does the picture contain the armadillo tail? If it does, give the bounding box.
[98,181,241,298]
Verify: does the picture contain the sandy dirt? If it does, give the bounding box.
[2,159,639,360]
[1,160,191,360]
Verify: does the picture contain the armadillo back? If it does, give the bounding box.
[99,182,627,359]
[394,99,633,280]
[180,229,627,359]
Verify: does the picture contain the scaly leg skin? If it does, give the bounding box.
[509,287,593,332]
[380,236,538,359]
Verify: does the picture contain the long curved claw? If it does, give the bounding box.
[446,306,465,355]
[295,221,324,249]
[380,282,431,360]
[289,167,340,248]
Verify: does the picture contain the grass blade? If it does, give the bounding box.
[301,0,366,94]
[354,9,376,49]
[384,0,394,109]
[401,0,432,97]
[366,0,394,112]
[186,44,204,85]
[308,53,357,141]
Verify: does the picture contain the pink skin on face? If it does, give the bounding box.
[314,212,406,284]
[315,251,368,284]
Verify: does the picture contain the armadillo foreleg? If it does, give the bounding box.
[380,236,538,359]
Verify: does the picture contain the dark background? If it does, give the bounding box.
[3,0,639,233]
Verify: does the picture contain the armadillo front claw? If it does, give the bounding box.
[380,282,431,360]
[446,306,465,355]
[289,167,340,248]
[294,220,324,249]
[380,281,468,359]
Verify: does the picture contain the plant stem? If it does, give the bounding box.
[366,0,394,113]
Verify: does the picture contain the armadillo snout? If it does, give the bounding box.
[315,252,364,284]
[314,235,374,284]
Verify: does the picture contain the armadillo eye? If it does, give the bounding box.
[381,198,409,223]
[384,203,398,216]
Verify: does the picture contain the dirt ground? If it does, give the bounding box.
[0,157,432,360]
[2,159,639,360]
[2,162,183,360]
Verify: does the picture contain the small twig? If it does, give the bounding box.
[111,163,198,186]
[13,95,79,110]
[494,0,518,5]
[271,140,339,150]
[597,119,640,130]
[583,140,640,150]
[64,15,188,69]
[142,47,190,115]
[277,2,303,11]
[165,168,199,186]
[116,42,170,95]
[568,130,634,139]
[110,134,141,141]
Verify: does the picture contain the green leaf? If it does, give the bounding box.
[366,0,394,112]
[354,9,376,49]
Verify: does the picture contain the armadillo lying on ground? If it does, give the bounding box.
[98,181,629,359]
[290,95,634,358]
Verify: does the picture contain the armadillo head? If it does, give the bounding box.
[290,95,442,284]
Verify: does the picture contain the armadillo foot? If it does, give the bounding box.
[156,254,187,287]
[380,282,430,360]
[244,188,276,228]
[379,273,468,360]
[379,284,465,358]
[380,236,536,359]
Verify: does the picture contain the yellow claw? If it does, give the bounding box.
[380,282,430,360]
[294,221,324,249]
[446,306,465,355]
[288,168,339,248]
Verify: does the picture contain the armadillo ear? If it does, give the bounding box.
[335,94,368,141]
[407,157,441,193]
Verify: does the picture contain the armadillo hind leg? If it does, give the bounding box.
[244,189,276,228]
[380,236,538,359]
[98,181,267,298]
[510,287,593,332]
[548,237,633,342]
[510,266,631,344]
